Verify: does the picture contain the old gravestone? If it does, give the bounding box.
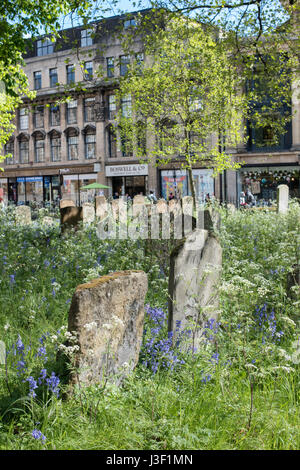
[60,199,76,209]
[68,270,148,385]
[82,203,95,224]
[15,205,31,225]
[168,228,222,348]
[156,199,168,214]
[277,184,289,214]
[60,206,83,232]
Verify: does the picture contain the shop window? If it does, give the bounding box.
[34,106,44,128]
[34,71,42,90]
[19,136,29,163]
[19,108,29,130]
[84,98,95,122]
[67,99,77,124]
[107,57,114,77]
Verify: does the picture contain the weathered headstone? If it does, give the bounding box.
[156,199,168,214]
[277,184,289,214]
[42,216,57,226]
[227,203,236,213]
[15,205,31,225]
[60,199,76,209]
[133,195,146,205]
[82,203,95,224]
[68,270,148,385]
[60,206,83,232]
[95,195,107,210]
[168,229,222,348]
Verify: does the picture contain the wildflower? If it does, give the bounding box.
[9,274,15,285]
[27,376,38,398]
[46,372,60,397]
[38,368,47,385]
[32,429,46,442]
[16,336,25,354]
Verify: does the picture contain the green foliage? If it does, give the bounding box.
[0,203,299,449]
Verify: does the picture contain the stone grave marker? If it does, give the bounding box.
[82,203,95,224]
[15,205,31,225]
[277,184,289,214]
[168,228,222,348]
[68,270,148,386]
[60,206,83,232]
[60,199,76,209]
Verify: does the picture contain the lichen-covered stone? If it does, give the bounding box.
[68,270,148,385]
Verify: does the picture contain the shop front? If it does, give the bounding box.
[1,172,98,206]
[160,168,215,202]
[105,164,148,198]
[4,176,60,206]
[238,165,300,205]
[62,173,97,205]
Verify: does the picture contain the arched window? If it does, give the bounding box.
[5,138,15,165]
[32,131,45,163]
[18,133,29,163]
[49,130,61,162]
[82,125,96,160]
[65,127,79,161]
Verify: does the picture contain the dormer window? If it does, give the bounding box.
[81,28,93,47]
[37,38,55,56]
[124,18,136,29]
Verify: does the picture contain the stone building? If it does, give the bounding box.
[0,8,299,206]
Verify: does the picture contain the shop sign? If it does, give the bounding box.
[105,164,148,177]
[17,177,43,183]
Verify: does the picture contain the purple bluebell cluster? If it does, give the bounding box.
[7,334,60,399]
[141,305,185,374]
[253,304,284,344]
[32,429,46,442]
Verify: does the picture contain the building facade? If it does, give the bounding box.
[0,9,299,207]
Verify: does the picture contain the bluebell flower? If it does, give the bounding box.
[32,429,46,442]
[46,372,60,397]
[27,376,38,398]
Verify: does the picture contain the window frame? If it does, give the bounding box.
[34,71,42,90]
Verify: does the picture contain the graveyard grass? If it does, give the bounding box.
[0,202,299,450]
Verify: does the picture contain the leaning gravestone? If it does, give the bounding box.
[68,270,148,386]
[15,205,31,225]
[168,228,222,348]
[277,184,289,214]
[82,203,95,224]
[60,206,83,233]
